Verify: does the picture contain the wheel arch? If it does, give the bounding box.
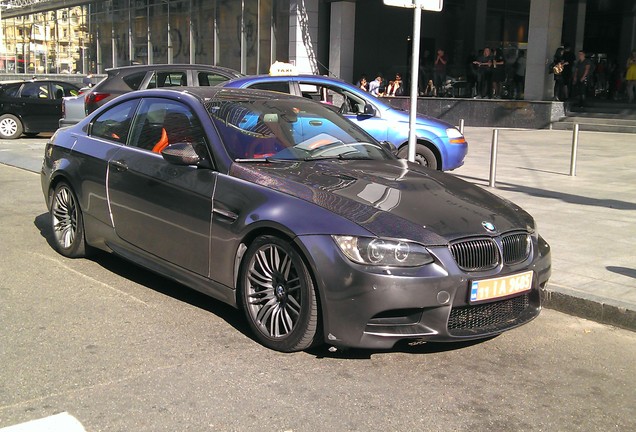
[232,226,325,341]
[398,138,443,170]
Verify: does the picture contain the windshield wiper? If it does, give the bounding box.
[304,150,371,161]
[234,158,270,163]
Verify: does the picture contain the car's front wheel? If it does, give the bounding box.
[240,235,319,352]
[0,114,23,139]
[398,143,438,170]
[50,182,88,258]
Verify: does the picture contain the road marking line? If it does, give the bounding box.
[0,412,86,432]
[32,252,149,306]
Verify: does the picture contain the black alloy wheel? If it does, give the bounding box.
[50,182,88,258]
[240,235,319,352]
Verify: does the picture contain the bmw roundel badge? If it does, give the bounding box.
[482,221,496,232]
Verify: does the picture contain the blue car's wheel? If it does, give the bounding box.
[240,235,319,352]
[398,144,438,170]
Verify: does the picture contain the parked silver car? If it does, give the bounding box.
[59,64,242,127]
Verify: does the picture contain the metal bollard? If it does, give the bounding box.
[570,123,579,176]
[489,129,499,187]
[459,118,465,134]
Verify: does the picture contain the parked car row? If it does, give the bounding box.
[59,64,244,128]
[0,79,80,139]
[4,64,468,172]
[41,86,551,352]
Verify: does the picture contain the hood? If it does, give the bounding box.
[230,159,533,245]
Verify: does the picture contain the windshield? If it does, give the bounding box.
[206,98,393,162]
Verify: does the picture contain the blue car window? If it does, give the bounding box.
[206,98,390,161]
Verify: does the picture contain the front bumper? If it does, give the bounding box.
[296,234,551,350]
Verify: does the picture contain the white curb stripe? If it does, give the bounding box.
[0,412,86,432]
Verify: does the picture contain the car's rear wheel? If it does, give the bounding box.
[0,114,23,139]
[50,182,88,258]
[240,235,319,352]
[398,143,438,170]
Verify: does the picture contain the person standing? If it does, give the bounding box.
[572,50,592,107]
[473,47,492,98]
[368,73,383,97]
[562,45,575,101]
[551,47,567,101]
[356,74,368,92]
[626,50,636,103]
[514,50,526,99]
[433,49,448,96]
[491,47,505,98]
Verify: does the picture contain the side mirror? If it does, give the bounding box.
[363,103,375,116]
[379,140,396,155]
[161,142,202,166]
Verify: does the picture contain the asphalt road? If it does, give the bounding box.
[1,137,635,431]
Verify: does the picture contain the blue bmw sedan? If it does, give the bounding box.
[220,74,468,171]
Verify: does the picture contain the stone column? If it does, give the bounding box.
[328,1,356,82]
[289,0,320,74]
[525,0,565,100]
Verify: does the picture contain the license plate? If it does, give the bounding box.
[470,271,533,303]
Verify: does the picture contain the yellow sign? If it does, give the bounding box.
[269,61,297,76]
[470,271,533,303]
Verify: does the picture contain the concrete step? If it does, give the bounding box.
[552,102,636,133]
[551,121,636,133]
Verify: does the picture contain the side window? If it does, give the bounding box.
[21,82,49,99]
[127,98,208,156]
[1,84,20,98]
[248,81,291,94]
[197,72,229,87]
[60,83,79,97]
[52,83,76,99]
[316,85,365,115]
[122,71,147,90]
[90,99,139,144]
[148,71,187,88]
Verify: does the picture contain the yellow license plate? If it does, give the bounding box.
[470,271,533,303]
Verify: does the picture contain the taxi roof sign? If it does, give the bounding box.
[383,0,443,11]
[269,61,298,76]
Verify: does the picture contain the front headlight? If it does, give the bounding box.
[446,127,466,144]
[332,236,434,267]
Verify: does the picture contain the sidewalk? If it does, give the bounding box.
[453,127,636,331]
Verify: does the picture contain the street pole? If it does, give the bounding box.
[407,0,422,163]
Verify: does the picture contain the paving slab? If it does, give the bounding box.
[452,127,636,331]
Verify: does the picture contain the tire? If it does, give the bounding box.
[240,235,319,352]
[398,143,439,170]
[0,114,23,139]
[50,182,88,258]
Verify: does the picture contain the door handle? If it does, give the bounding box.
[109,159,128,172]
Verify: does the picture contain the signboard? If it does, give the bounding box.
[383,0,443,11]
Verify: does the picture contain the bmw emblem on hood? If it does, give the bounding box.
[482,221,496,233]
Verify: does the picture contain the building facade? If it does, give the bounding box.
[0,0,634,101]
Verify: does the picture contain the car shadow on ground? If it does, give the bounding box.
[34,211,495,359]
[33,212,252,338]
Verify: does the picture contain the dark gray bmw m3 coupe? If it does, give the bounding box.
[41,86,551,352]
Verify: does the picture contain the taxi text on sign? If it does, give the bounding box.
[383,0,443,11]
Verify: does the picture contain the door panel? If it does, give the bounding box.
[108,148,215,276]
